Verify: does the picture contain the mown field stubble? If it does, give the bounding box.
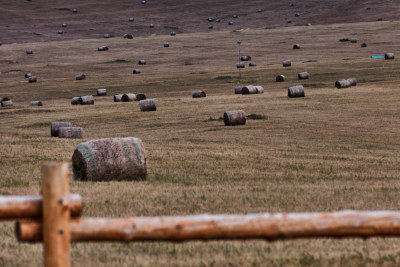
[1,20,400,266]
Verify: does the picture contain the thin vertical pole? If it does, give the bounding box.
[238,42,242,79]
[42,162,71,267]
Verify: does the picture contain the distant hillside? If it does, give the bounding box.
[0,0,399,43]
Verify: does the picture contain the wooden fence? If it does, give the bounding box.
[1,162,400,266]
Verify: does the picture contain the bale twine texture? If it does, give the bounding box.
[122,93,136,102]
[80,95,94,105]
[224,110,246,126]
[71,97,82,105]
[236,62,245,68]
[288,85,305,98]
[282,60,291,67]
[235,86,244,94]
[135,94,146,101]
[1,100,13,107]
[293,44,300,49]
[140,99,156,111]
[298,72,309,80]
[51,122,71,137]
[385,53,395,60]
[72,137,147,181]
[59,127,83,139]
[138,60,146,65]
[249,62,257,67]
[133,69,141,74]
[114,94,123,102]
[276,75,285,82]
[192,90,206,98]
[97,88,107,96]
[241,56,251,61]
[29,101,43,106]
[28,76,37,83]
[76,74,86,80]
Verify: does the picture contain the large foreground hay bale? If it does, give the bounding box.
[59,127,83,139]
[276,75,285,82]
[51,122,71,137]
[224,110,246,126]
[97,88,107,96]
[288,85,305,98]
[192,90,206,98]
[71,97,82,105]
[75,74,86,80]
[29,101,43,106]
[140,99,156,111]
[1,100,13,107]
[298,72,309,79]
[122,93,136,102]
[335,79,351,88]
[72,137,147,181]
[234,86,244,94]
[282,60,291,67]
[135,94,146,101]
[114,94,123,102]
[80,95,94,105]
[236,62,245,68]
[28,76,37,83]
[385,53,395,60]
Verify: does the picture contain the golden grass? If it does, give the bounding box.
[1,20,400,266]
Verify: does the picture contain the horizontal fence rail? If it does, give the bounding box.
[16,211,400,242]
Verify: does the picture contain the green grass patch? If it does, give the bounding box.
[339,38,350,42]
[184,60,193,65]
[204,117,224,122]
[106,59,130,64]
[304,60,318,63]
[164,26,179,30]
[57,7,71,11]
[229,79,256,83]
[215,75,232,80]
[3,177,29,187]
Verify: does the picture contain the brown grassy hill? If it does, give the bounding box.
[0,0,399,44]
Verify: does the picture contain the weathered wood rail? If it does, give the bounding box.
[1,161,400,267]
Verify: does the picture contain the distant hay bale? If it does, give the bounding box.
[258,9,262,13]
[255,86,264,93]
[72,137,147,181]
[164,42,169,47]
[249,62,257,67]
[350,38,357,43]
[26,49,33,54]
[215,19,221,23]
[149,24,154,28]
[138,60,146,65]
[62,23,67,27]
[129,18,134,22]
[72,8,77,13]
[104,34,110,39]
[192,90,206,98]
[1,100,13,107]
[98,46,108,51]
[58,30,63,34]
[59,127,83,139]
[347,78,357,86]
[71,97,82,105]
[51,122,71,137]
[282,60,291,67]
[241,85,258,94]
[361,43,367,47]
[228,21,233,25]
[233,14,238,18]
[298,72,309,80]
[170,32,176,36]
[29,101,42,106]
[76,74,86,80]
[0,41,2,46]
[295,13,300,17]
[135,93,146,101]
[114,94,123,102]
[236,62,245,68]
[335,79,351,89]
[288,85,305,98]
[122,93,136,102]
[276,75,285,82]
[0,97,10,103]
[208,17,213,22]
[287,20,292,24]
[80,95,94,105]
[234,86,244,94]
[384,53,395,60]
[123,33,133,39]
[366,7,371,10]
[133,69,141,74]
[224,110,246,126]
[140,99,156,111]
[25,73,32,78]
[293,44,300,49]
[241,55,251,61]
[208,25,213,29]
[306,23,311,26]
[28,76,37,83]
[290,3,294,7]
[97,88,107,96]
[377,17,383,21]
[141,0,146,4]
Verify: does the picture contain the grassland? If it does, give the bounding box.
[1,20,400,266]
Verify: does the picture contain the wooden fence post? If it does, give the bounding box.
[42,162,71,267]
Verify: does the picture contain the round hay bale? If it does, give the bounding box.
[192,90,206,98]
[215,19,221,23]
[29,100,42,106]
[249,62,257,67]
[28,76,37,83]
[350,38,357,43]
[241,55,251,61]
[335,79,351,89]
[224,110,246,126]
[164,42,169,47]
[149,24,154,28]
[133,69,141,74]
[207,17,213,22]
[236,62,245,68]
[72,137,147,181]
[298,72,309,80]
[170,32,176,36]
[58,30,63,34]
[258,9,262,13]
[98,46,108,51]
[276,75,285,82]
[51,122,71,137]
[295,13,300,17]
[287,20,292,24]
[80,95,94,105]
[377,17,383,21]
[233,14,238,18]
[385,53,395,60]
[138,60,146,65]
[255,86,264,94]
[290,3,294,7]
[366,7,371,10]
[347,78,357,86]
[241,85,258,94]
[71,97,82,105]
[104,34,110,39]
[234,86,244,94]
[282,60,291,67]
[135,93,146,101]
[0,41,2,46]
[228,21,233,25]
[141,0,146,4]
[76,74,86,80]
[140,99,156,111]
[361,43,367,47]
[25,73,32,78]
[129,18,134,22]
[306,23,311,26]
[1,100,13,107]
[114,94,123,102]
[288,85,305,98]
[62,23,67,27]
[26,49,32,54]
[122,93,136,102]
[0,97,10,102]
[97,88,107,96]
[293,44,300,49]
[124,34,133,39]
[59,127,83,139]
[208,25,213,29]
[72,8,77,13]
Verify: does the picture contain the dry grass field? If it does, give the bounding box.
[1,16,400,266]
